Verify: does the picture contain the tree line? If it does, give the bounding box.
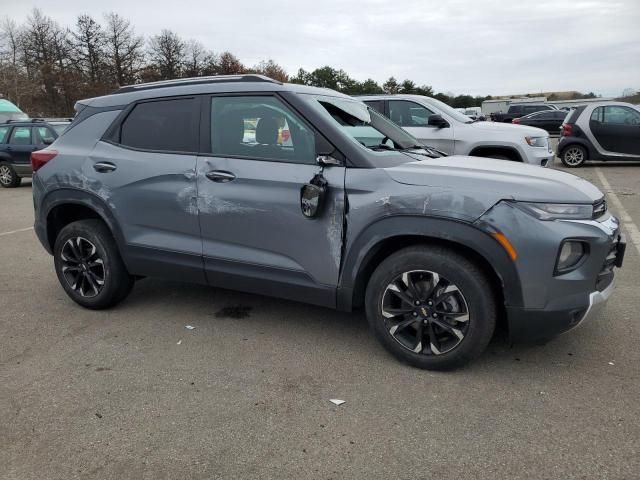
[0,9,610,118]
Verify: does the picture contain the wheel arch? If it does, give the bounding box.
[468,145,523,162]
[42,189,126,256]
[558,138,592,160]
[338,216,523,315]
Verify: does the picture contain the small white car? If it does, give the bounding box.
[359,95,553,166]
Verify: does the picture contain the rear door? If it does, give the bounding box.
[590,106,640,155]
[196,94,346,306]
[387,99,455,153]
[89,96,204,282]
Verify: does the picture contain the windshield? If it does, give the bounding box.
[301,94,423,151]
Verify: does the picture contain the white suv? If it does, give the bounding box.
[359,95,553,166]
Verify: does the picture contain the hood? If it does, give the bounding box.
[385,156,603,204]
[468,120,548,137]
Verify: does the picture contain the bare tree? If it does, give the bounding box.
[0,17,26,106]
[148,29,185,80]
[72,15,106,84]
[104,13,143,86]
[183,39,215,77]
[21,9,74,114]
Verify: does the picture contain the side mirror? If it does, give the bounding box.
[428,114,448,128]
[300,173,328,219]
[315,133,343,166]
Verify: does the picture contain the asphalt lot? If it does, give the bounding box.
[2,156,639,479]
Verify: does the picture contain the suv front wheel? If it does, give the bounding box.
[365,246,496,370]
[53,219,134,309]
[0,163,21,188]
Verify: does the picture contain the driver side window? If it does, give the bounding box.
[210,96,316,164]
[388,100,434,127]
[600,106,640,125]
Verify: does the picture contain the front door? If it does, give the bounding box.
[590,105,640,155]
[387,99,455,153]
[197,94,346,307]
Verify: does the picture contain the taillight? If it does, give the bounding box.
[561,123,573,137]
[31,150,58,172]
[512,118,521,124]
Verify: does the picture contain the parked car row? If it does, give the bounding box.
[26,75,625,370]
[0,118,71,187]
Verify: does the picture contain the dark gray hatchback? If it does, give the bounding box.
[31,75,625,369]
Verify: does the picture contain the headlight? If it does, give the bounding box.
[555,240,587,273]
[515,202,593,220]
[525,136,547,147]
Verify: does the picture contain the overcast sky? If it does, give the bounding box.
[2,0,639,97]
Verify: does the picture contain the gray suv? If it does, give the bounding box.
[32,75,625,370]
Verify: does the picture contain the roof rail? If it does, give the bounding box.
[113,74,282,94]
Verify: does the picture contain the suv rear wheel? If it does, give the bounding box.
[561,145,587,168]
[365,246,496,370]
[53,219,134,309]
[0,163,21,188]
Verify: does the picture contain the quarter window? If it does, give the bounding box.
[119,98,197,152]
[34,126,56,144]
[9,127,31,145]
[388,100,434,127]
[0,126,9,143]
[210,96,315,164]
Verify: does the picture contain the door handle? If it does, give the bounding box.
[93,162,117,173]
[206,170,236,183]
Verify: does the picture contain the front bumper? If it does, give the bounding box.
[479,201,625,342]
[506,233,625,342]
[521,138,553,167]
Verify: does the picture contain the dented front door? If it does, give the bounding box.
[196,155,346,307]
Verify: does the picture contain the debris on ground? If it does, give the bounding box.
[185,325,195,330]
[329,399,346,406]
[215,305,253,319]
[608,361,615,366]
[177,339,182,345]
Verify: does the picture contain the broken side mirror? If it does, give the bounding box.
[300,173,328,219]
[315,133,342,166]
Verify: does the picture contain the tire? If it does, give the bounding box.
[561,144,587,168]
[0,163,21,188]
[365,246,496,370]
[53,219,134,309]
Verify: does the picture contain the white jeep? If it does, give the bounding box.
[358,94,553,166]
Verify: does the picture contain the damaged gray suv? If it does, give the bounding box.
[32,75,625,370]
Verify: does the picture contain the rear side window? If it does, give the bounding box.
[34,126,56,144]
[119,98,197,152]
[0,126,8,143]
[9,127,31,145]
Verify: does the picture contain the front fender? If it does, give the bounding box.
[337,215,523,311]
